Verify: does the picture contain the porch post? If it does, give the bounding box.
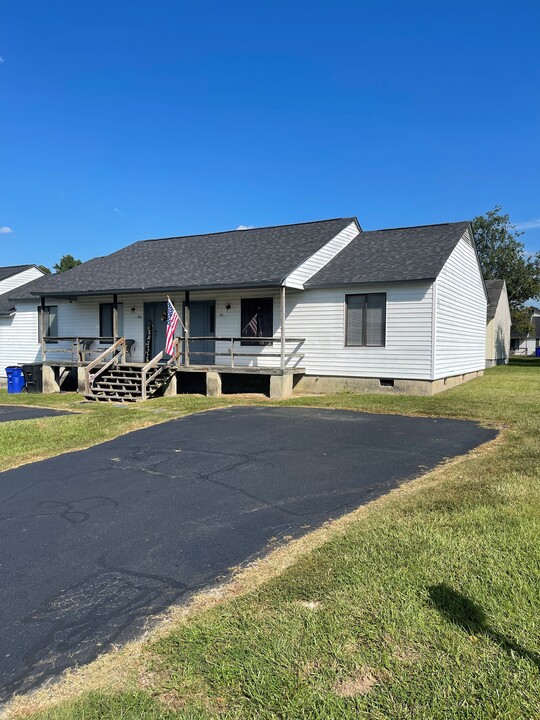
[280,285,286,371]
[40,296,47,363]
[184,291,190,366]
[112,294,118,342]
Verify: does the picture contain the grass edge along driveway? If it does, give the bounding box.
[3,360,540,720]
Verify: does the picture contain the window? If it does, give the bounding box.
[241,297,273,345]
[346,293,386,347]
[99,303,124,338]
[38,305,58,341]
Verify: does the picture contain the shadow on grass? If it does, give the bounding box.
[428,584,540,671]
[509,358,540,367]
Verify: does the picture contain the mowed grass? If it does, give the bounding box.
[3,360,540,719]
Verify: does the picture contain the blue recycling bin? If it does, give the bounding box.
[6,366,26,394]
[536,347,540,358]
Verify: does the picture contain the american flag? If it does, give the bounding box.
[166,298,180,355]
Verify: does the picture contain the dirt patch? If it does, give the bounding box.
[296,600,322,610]
[334,667,380,697]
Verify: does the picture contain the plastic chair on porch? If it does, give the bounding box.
[79,339,95,362]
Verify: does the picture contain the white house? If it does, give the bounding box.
[485,279,511,367]
[2,218,488,399]
[510,305,540,356]
[0,265,45,385]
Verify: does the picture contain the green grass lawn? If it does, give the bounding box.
[3,361,540,719]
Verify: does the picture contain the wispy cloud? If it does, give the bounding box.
[0,226,13,234]
[515,218,540,231]
[0,57,4,64]
[236,225,253,230]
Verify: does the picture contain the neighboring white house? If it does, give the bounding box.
[510,305,540,356]
[0,265,45,384]
[485,279,511,367]
[2,218,488,398]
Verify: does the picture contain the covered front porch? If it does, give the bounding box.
[37,286,306,401]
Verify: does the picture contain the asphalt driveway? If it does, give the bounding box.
[0,406,496,701]
[0,405,70,423]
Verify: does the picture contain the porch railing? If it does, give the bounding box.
[42,336,121,363]
[183,336,305,369]
[141,338,181,401]
[84,338,126,395]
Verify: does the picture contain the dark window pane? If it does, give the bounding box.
[241,297,273,346]
[100,304,113,338]
[47,306,58,337]
[346,293,386,347]
[366,294,385,346]
[99,303,124,338]
[346,295,365,345]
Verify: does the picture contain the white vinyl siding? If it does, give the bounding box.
[0,267,43,296]
[485,283,511,365]
[284,282,433,379]
[40,283,433,378]
[0,268,45,379]
[284,222,359,289]
[434,231,487,378]
[0,301,41,378]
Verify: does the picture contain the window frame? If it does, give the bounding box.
[99,302,124,339]
[345,293,386,348]
[38,305,58,342]
[240,297,274,346]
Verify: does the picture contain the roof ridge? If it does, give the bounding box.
[0,263,34,270]
[139,217,356,244]
[362,221,470,234]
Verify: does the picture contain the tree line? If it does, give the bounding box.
[472,207,540,336]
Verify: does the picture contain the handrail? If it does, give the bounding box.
[140,339,181,401]
[166,337,182,368]
[85,338,125,395]
[141,351,164,402]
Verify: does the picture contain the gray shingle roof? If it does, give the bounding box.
[305,222,471,287]
[0,277,44,316]
[485,279,506,320]
[12,218,357,298]
[0,291,15,316]
[0,265,35,282]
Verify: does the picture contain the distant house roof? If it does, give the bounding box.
[485,279,506,321]
[305,221,471,287]
[0,264,36,282]
[12,218,358,298]
[0,291,15,317]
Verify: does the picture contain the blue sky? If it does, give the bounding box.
[1,0,539,268]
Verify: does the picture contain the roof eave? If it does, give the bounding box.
[26,280,286,298]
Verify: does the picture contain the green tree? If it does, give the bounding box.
[472,206,540,310]
[37,264,51,275]
[53,254,82,273]
[511,306,535,338]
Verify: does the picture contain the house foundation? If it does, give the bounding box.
[42,365,61,394]
[164,373,178,397]
[293,370,484,397]
[206,370,222,397]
